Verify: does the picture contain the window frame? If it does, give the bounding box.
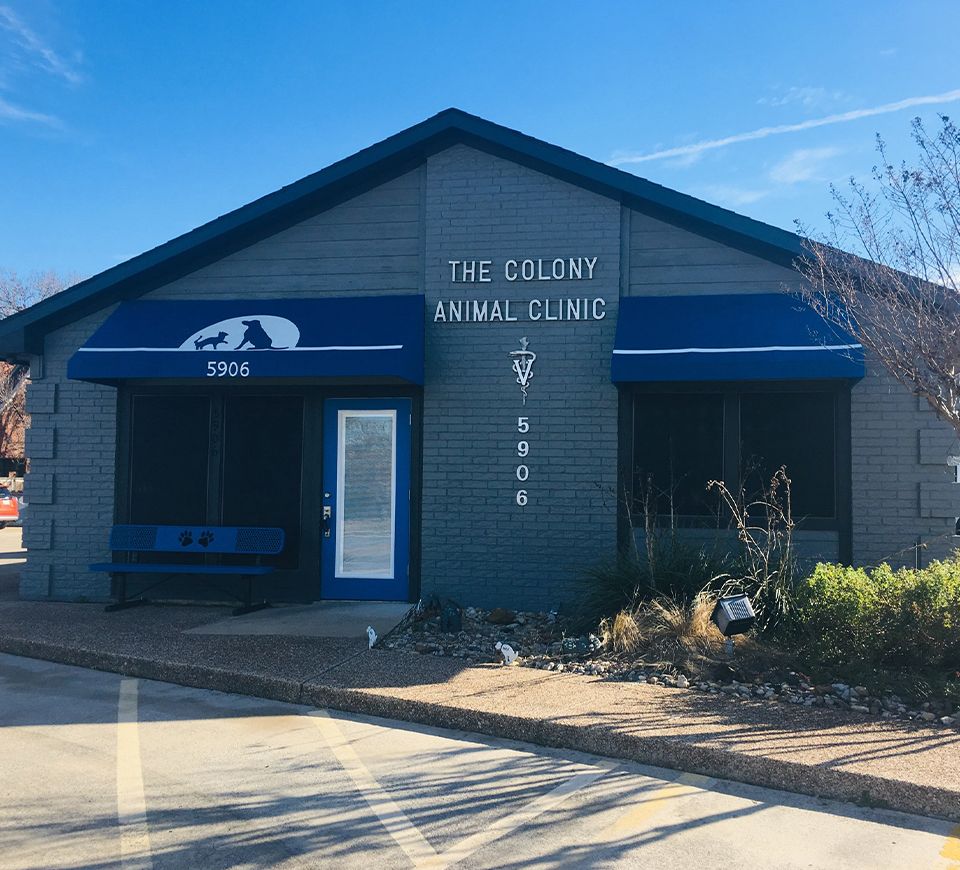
[620,380,853,558]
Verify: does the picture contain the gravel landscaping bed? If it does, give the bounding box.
[381,603,960,730]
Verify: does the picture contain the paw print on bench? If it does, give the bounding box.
[198,530,215,548]
[178,530,194,547]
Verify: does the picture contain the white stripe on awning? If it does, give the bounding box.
[613,343,862,356]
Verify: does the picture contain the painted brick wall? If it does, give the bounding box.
[851,356,959,566]
[419,145,621,609]
[20,307,118,600]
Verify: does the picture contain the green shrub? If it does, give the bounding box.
[789,557,960,671]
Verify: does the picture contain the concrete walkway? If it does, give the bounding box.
[186,600,411,639]
[0,533,958,823]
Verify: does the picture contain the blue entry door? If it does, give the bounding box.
[321,398,411,601]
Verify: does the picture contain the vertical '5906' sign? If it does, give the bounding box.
[515,415,529,505]
[510,338,536,507]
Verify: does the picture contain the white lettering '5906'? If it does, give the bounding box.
[207,361,250,378]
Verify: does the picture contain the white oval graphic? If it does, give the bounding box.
[181,316,300,351]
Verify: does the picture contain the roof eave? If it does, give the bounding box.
[0,108,807,353]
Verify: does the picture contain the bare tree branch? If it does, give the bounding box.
[796,114,960,438]
[0,270,78,460]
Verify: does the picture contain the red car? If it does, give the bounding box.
[0,487,19,528]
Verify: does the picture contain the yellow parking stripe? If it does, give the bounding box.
[310,709,439,866]
[310,709,615,870]
[116,678,152,870]
[595,772,713,843]
[942,823,960,869]
[428,764,614,869]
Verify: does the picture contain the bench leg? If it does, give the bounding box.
[104,574,150,612]
[232,575,271,616]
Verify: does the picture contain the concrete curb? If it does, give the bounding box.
[0,636,303,705]
[3,635,958,823]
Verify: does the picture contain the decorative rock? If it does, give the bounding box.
[384,601,957,728]
[487,608,515,625]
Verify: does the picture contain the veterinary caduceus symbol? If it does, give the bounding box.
[509,337,536,405]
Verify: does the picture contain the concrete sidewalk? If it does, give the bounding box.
[1,577,958,823]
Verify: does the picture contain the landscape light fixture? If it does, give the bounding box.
[711,594,756,654]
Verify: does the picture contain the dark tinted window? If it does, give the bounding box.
[129,395,210,525]
[221,395,303,568]
[739,392,835,518]
[633,393,724,516]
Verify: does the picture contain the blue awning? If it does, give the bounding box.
[611,294,864,382]
[68,295,425,383]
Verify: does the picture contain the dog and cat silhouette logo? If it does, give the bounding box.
[192,319,287,351]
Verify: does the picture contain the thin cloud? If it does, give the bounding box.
[768,146,842,184]
[0,94,59,126]
[611,88,960,165]
[757,86,846,110]
[0,5,82,85]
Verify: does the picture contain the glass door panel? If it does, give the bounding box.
[321,398,410,600]
[337,410,396,578]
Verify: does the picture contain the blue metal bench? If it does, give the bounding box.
[92,524,285,615]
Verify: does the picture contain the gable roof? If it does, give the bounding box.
[0,107,808,355]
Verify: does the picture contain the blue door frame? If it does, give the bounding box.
[321,398,411,601]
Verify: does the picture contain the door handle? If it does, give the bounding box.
[322,505,332,538]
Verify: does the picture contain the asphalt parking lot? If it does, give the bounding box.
[0,653,957,869]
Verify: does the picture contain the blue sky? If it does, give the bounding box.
[1,1,958,278]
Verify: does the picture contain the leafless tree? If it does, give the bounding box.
[796,115,960,438]
[0,270,77,460]
[0,270,73,319]
[0,363,28,460]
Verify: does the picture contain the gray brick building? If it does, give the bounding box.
[0,110,956,610]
